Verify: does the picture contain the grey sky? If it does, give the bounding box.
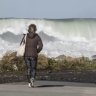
[0,0,96,18]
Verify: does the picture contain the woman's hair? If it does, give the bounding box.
[28,24,37,32]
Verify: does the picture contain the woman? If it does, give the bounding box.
[23,24,43,87]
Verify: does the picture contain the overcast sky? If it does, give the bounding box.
[0,0,96,18]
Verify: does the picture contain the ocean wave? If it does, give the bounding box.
[0,18,96,57]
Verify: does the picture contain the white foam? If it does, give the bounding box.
[0,19,96,58]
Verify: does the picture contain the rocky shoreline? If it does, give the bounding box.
[0,70,96,84]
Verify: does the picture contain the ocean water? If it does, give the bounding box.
[0,18,96,58]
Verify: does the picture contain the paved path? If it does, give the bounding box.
[0,81,96,96]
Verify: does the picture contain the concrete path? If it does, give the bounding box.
[0,81,96,96]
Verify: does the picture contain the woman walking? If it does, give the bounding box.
[23,24,43,87]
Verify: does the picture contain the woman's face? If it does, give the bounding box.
[29,27,35,33]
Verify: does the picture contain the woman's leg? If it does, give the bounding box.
[24,57,31,83]
[30,57,37,80]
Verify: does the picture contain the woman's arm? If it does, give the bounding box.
[37,35,43,53]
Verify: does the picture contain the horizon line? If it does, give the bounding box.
[0,17,96,20]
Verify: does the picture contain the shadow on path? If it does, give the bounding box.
[34,84,64,88]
